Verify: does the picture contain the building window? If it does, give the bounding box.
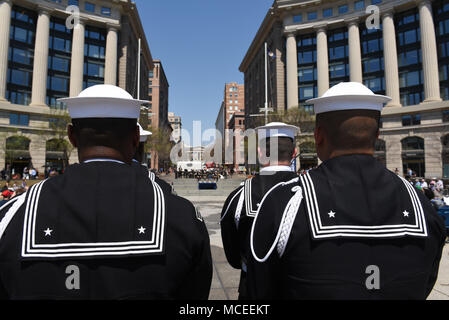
[435,0,449,101]
[307,12,317,21]
[328,28,349,87]
[85,2,95,13]
[297,33,317,107]
[443,110,449,122]
[47,16,72,110]
[323,8,333,18]
[339,5,349,14]
[293,14,302,23]
[354,1,365,10]
[9,113,29,126]
[361,24,385,95]
[101,7,112,16]
[402,114,421,126]
[83,26,106,90]
[6,5,36,106]
[396,9,424,106]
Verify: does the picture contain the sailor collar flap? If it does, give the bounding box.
[20,178,166,260]
[300,173,428,240]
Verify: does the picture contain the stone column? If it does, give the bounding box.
[0,0,12,102]
[347,18,363,83]
[69,18,86,97]
[382,11,401,107]
[384,134,403,175]
[424,133,443,178]
[418,0,442,102]
[30,7,51,107]
[286,32,299,109]
[69,148,79,165]
[30,137,47,174]
[315,24,329,97]
[104,24,118,85]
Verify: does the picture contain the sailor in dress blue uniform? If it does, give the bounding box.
[247,82,446,300]
[220,122,299,299]
[133,123,173,195]
[0,85,212,300]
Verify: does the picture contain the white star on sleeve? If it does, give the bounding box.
[44,228,53,237]
[403,211,410,218]
[328,211,336,218]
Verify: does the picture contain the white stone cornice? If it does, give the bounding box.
[106,23,121,32]
[346,17,360,26]
[313,22,328,32]
[415,0,432,9]
[37,5,54,16]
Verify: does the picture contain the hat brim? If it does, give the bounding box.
[306,94,391,105]
[57,96,150,105]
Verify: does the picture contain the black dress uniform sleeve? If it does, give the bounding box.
[220,186,244,270]
[171,196,213,300]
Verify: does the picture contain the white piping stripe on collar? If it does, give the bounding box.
[301,172,428,239]
[245,178,257,217]
[21,179,166,258]
[220,187,243,222]
[0,193,27,241]
[149,170,156,182]
[84,159,126,165]
[234,188,246,228]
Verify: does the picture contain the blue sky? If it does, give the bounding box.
[135,0,273,146]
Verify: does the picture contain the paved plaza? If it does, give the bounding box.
[166,176,449,300]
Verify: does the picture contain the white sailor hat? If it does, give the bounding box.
[306,82,391,114]
[138,123,152,143]
[255,122,300,141]
[57,84,149,119]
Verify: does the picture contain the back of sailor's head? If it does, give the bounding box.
[58,85,147,152]
[307,82,390,151]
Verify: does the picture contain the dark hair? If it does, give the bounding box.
[71,118,137,150]
[259,137,295,163]
[316,109,380,150]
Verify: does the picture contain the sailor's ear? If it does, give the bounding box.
[67,124,78,148]
[314,126,324,146]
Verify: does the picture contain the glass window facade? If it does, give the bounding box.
[328,28,349,87]
[297,33,317,112]
[6,6,36,106]
[9,113,29,126]
[361,24,385,95]
[47,17,72,110]
[435,0,449,101]
[323,8,333,18]
[83,26,106,89]
[339,5,349,14]
[395,9,424,106]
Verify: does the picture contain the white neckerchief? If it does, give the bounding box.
[260,165,293,173]
[84,158,126,165]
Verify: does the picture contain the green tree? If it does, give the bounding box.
[44,110,73,170]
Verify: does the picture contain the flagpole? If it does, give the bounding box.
[137,38,141,99]
[264,42,268,125]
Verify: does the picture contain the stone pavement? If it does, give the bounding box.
[167,176,449,300]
